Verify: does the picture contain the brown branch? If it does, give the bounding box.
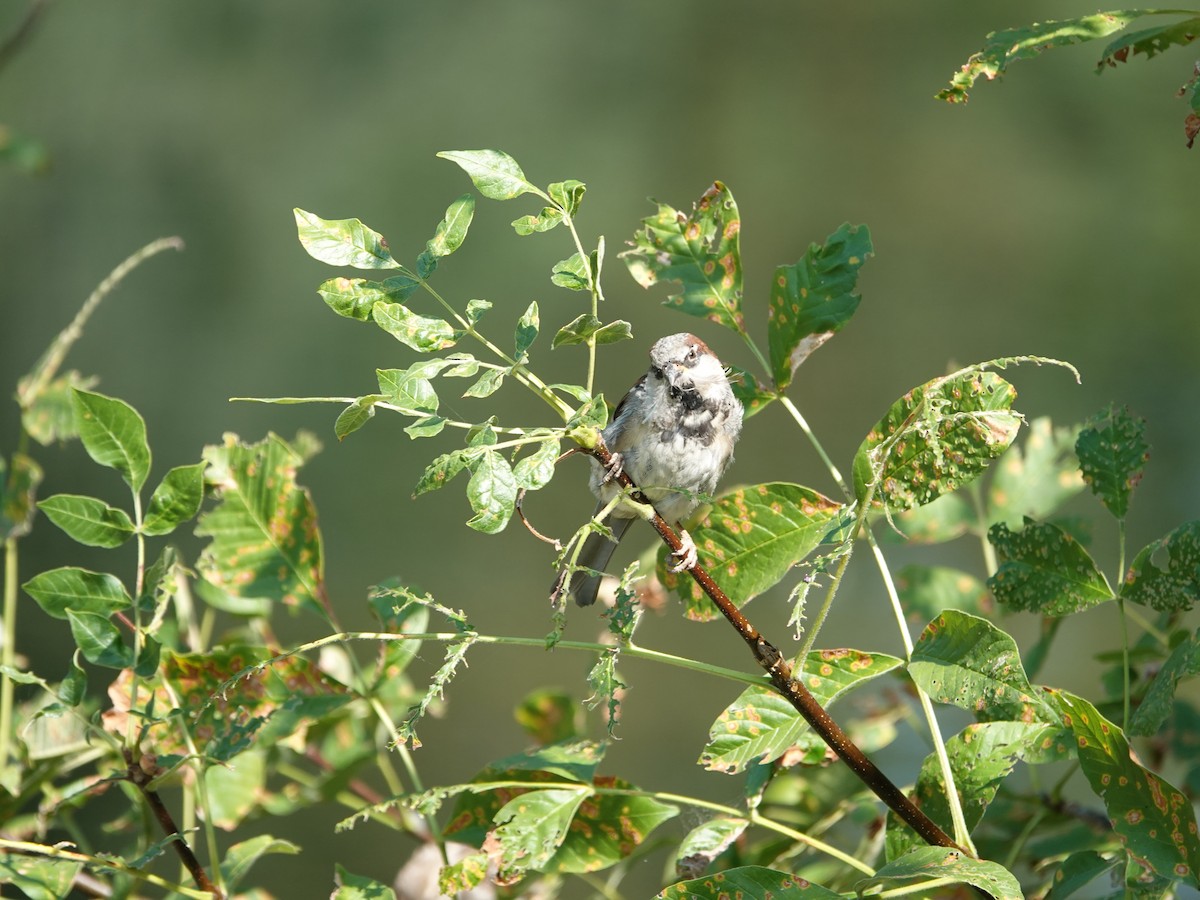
[124,750,224,899]
[584,442,969,855]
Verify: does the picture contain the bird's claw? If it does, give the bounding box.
[602,451,625,483]
[669,529,698,573]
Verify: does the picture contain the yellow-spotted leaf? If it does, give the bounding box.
[657,483,843,621]
[196,432,327,617]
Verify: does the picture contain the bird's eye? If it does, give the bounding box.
[686,346,698,361]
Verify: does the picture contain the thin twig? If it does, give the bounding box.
[0,0,47,77]
[584,441,968,855]
[124,750,224,898]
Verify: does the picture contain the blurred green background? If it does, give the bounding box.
[3,1,1197,894]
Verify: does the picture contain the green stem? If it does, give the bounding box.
[777,395,850,495]
[968,481,998,575]
[1117,519,1130,729]
[1,537,18,773]
[0,838,213,899]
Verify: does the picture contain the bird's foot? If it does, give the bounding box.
[669,529,699,573]
[602,451,625,483]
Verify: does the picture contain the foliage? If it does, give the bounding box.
[2,146,1197,900]
[941,9,1200,148]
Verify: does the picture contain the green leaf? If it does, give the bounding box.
[659,867,841,899]
[333,864,398,900]
[768,222,872,390]
[317,275,419,321]
[658,483,843,621]
[987,519,1113,616]
[852,368,1021,511]
[423,193,474,259]
[515,689,580,745]
[515,300,539,359]
[18,370,97,446]
[938,13,1139,103]
[725,365,775,420]
[701,648,903,773]
[371,301,458,352]
[436,149,538,200]
[1050,689,1200,888]
[887,720,1073,860]
[463,368,506,399]
[1097,16,1200,71]
[0,853,82,900]
[988,417,1085,526]
[403,416,446,439]
[543,775,677,874]
[1046,850,1121,899]
[1129,628,1200,736]
[896,564,990,623]
[889,493,973,544]
[551,314,632,348]
[377,363,439,413]
[196,433,326,617]
[622,181,744,333]
[550,252,591,291]
[335,398,377,441]
[1075,405,1148,520]
[37,494,134,547]
[142,462,207,535]
[490,787,588,878]
[67,609,133,669]
[1122,520,1200,613]
[72,389,151,491]
[513,438,559,491]
[220,835,301,892]
[512,207,563,235]
[294,208,400,269]
[856,847,1023,900]
[466,297,492,325]
[23,566,132,619]
[1,452,43,540]
[413,449,474,497]
[135,634,161,677]
[466,450,517,533]
[909,610,1058,724]
[548,179,586,215]
[369,584,431,682]
[60,653,87,706]
[674,816,748,880]
[207,748,266,829]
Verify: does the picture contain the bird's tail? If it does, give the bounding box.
[559,516,635,607]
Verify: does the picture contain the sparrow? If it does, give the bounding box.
[561,332,744,607]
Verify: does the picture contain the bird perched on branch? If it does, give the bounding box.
[560,332,744,607]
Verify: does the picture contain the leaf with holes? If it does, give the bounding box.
[1122,520,1200,613]
[909,610,1058,724]
[1075,405,1148,520]
[768,222,872,390]
[658,483,843,621]
[295,209,400,269]
[852,368,1021,511]
[1097,16,1200,71]
[939,13,1139,102]
[622,181,744,333]
[987,519,1112,616]
[674,816,749,880]
[700,649,903,773]
[1050,689,1200,888]
[196,433,326,617]
[886,720,1073,859]
[72,389,151,491]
